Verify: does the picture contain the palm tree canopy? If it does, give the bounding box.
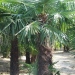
[0,0,75,45]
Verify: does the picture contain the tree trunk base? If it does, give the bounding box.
[10,37,19,75]
[37,45,53,75]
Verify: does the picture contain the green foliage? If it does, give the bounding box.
[24,41,38,56]
[0,0,71,46]
[18,44,25,55]
[1,44,10,57]
[0,0,75,54]
[20,61,60,75]
[20,61,38,75]
[48,61,60,75]
[0,34,10,57]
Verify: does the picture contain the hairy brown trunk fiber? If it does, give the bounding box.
[26,51,31,64]
[37,45,53,75]
[10,37,19,75]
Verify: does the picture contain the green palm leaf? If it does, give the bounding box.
[15,21,40,40]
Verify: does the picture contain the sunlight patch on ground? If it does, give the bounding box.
[2,58,10,61]
[53,51,75,75]
[19,56,26,61]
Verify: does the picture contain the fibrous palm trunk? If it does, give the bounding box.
[10,37,19,75]
[37,45,53,75]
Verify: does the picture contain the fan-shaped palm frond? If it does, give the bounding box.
[15,21,40,41]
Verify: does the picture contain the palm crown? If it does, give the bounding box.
[0,0,75,48]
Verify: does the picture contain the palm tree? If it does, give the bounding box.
[0,1,24,75]
[18,0,75,75]
[0,0,37,75]
[16,0,71,75]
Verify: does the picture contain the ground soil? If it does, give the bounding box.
[53,51,75,75]
[0,51,75,75]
